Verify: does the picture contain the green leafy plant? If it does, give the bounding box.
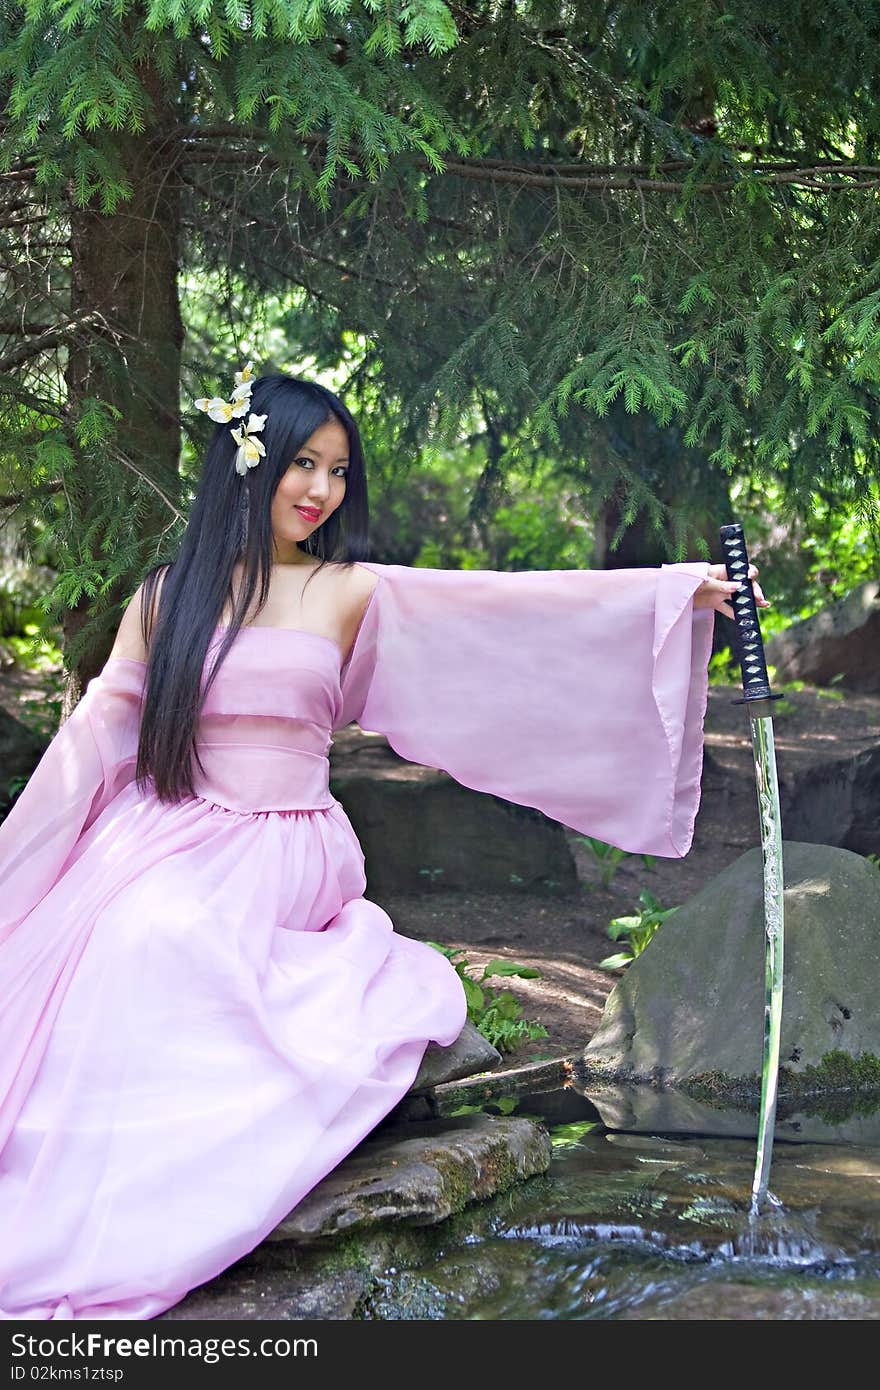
[578,836,627,886]
[599,889,680,970]
[427,944,548,1054]
[576,836,655,887]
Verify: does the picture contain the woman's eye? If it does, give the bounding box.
[294,458,347,477]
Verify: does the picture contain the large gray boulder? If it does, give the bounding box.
[765,579,880,692]
[583,842,880,1092]
[781,745,880,857]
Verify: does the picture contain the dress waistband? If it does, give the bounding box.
[190,742,335,813]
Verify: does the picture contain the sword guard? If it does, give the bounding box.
[732,692,785,707]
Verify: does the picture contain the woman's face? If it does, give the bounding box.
[270,416,350,563]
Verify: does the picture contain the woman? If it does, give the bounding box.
[0,366,768,1320]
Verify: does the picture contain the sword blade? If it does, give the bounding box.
[749,708,785,1209]
[719,520,787,1213]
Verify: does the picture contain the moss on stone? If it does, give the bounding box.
[475,1139,525,1195]
[428,1148,480,1214]
[681,1049,880,1121]
[429,1137,537,1210]
[799,1089,880,1125]
[798,1049,880,1090]
[681,1070,761,1109]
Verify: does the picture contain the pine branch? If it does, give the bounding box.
[176,123,880,193]
[0,310,108,371]
[0,321,57,335]
[0,479,64,508]
[180,172,404,290]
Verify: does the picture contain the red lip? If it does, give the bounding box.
[295,507,321,520]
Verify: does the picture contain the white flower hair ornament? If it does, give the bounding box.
[193,361,268,476]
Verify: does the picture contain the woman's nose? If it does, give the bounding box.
[307,475,331,500]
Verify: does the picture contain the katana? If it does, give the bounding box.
[719,522,786,1213]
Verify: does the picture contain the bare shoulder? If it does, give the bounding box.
[336,563,380,660]
[346,562,381,604]
[108,565,170,664]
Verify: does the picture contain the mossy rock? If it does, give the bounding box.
[583,842,880,1092]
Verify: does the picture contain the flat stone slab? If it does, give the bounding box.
[163,1127,880,1320]
[266,1114,552,1244]
[431,1054,578,1113]
[158,1261,370,1321]
[388,1052,578,1122]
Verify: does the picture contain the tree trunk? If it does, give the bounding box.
[62,54,183,712]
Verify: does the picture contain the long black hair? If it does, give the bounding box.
[135,373,370,802]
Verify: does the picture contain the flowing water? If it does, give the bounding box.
[368,1083,880,1320]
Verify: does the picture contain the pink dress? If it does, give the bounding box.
[0,560,714,1319]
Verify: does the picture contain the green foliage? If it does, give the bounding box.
[427,943,548,1055]
[0,564,52,640]
[721,476,880,627]
[0,1,467,212]
[4,648,64,791]
[487,496,592,572]
[0,558,66,734]
[365,438,595,572]
[598,889,680,970]
[581,838,628,887]
[707,648,741,687]
[0,398,175,672]
[3,0,880,674]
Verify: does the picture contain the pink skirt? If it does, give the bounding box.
[0,782,467,1319]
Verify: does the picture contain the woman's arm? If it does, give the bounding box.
[108,566,170,665]
[337,560,719,858]
[0,659,145,945]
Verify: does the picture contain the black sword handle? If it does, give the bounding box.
[718,522,784,707]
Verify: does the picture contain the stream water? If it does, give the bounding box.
[369,1083,880,1320]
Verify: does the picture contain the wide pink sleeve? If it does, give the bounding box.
[336,561,715,858]
[0,657,145,945]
